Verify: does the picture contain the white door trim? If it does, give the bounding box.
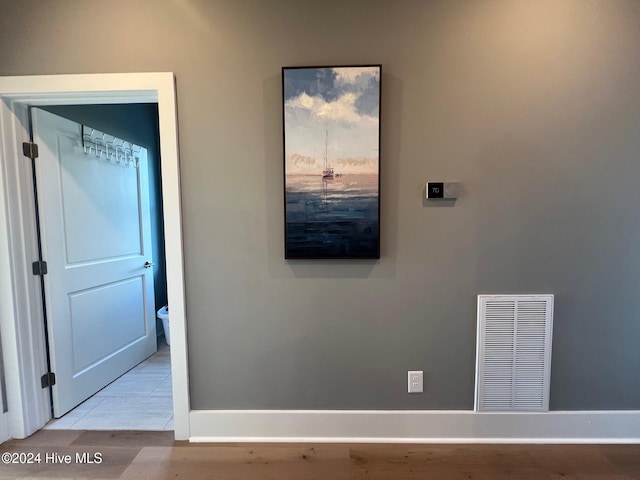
[0,73,190,440]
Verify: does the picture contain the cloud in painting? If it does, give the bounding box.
[284,66,380,171]
[333,67,379,92]
[286,91,362,123]
[285,66,380,125]
[283,68,339,103]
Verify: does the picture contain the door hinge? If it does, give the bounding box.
[22,142,39,159]
[41,372,56,388]
[32,260,48,276]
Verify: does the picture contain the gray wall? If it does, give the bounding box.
[1,0,639,410]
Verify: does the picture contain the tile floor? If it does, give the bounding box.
[45,343,173,431]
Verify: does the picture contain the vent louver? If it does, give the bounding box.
[475,295,554,412]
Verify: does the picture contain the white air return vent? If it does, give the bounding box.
[475,295,554,412]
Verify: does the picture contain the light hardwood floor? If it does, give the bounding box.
[2,430,640,479]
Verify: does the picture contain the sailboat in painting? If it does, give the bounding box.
[322,130,334,179]
[321,130,341,179]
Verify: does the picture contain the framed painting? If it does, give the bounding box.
[282,65,381,259]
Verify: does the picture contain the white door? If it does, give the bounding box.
[32,108,157,417]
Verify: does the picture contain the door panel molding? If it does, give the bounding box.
[0,73,189,440]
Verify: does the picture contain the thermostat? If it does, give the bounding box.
[427,182,459,199]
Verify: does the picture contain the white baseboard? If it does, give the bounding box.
[189,409,640,444]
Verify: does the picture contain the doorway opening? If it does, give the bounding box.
[32,104,172,430]
[0,73,189,441]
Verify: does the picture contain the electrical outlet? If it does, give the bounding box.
[408,370,423,393]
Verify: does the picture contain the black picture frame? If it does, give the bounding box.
[282,64,381,259]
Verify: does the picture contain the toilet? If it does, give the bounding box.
[157,305,170,346]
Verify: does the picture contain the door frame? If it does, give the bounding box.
[0,73,190,440]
